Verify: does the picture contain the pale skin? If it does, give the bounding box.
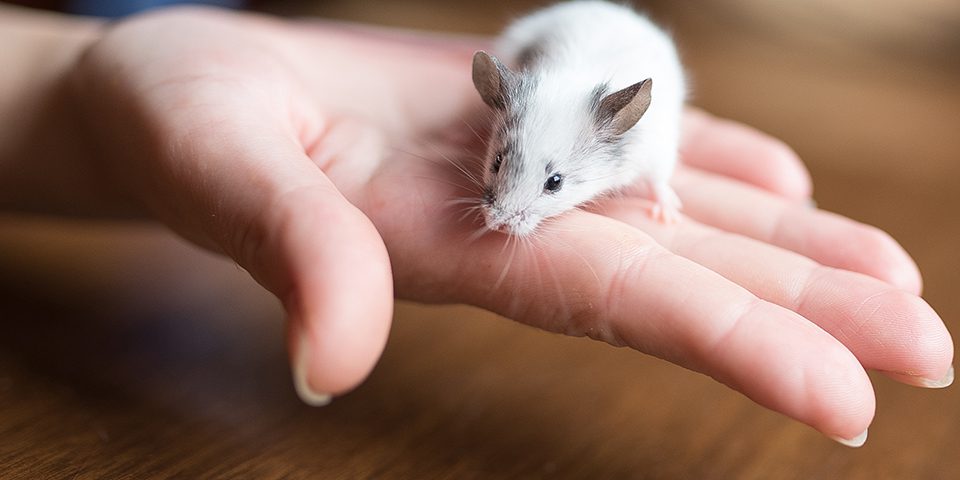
[0,5,952,446]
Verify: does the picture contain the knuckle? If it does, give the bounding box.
[226,185,329,293]
[227,200,276,285]
[701,297,763,360]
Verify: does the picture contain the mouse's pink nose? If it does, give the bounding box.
[486,211,525,235]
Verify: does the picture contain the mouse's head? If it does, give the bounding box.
[471,51,653,236]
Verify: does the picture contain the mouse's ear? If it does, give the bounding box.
[596,78,653,136]
[472,51,513,110]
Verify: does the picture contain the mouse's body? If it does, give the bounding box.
[472,1,686,236]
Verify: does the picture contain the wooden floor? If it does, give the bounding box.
[1,1,958,478]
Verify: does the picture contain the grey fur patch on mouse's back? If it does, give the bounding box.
[515,40,546,71]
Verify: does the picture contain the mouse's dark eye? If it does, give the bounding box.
[492,154,503,174]
[544,173,564,193]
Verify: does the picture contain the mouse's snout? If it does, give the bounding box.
[480,183,542,236]
[481,200,539,237]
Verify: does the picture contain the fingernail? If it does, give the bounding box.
[884,365,954,389]
[918,365,954,389]
[292,329,332,407]
[831,429,868,448]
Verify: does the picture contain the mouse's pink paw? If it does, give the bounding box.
[647,181,683,225]
[650,202,682,224]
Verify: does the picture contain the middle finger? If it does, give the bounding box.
[594,197,954,388]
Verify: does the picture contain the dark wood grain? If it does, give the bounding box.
[1,1,958,478]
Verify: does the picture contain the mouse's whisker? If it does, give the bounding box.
[444,160,483,185]
[445,197,484,206]
[456,205,485,224]
[439,159,484,188]
[420,142,485,184]
[541,243,571,324]
[521,233,573,325]
[522,234,544,286]
[460,118,489,144]
[464,224,492,246]
[408,174,482,195]
[552,233,602,290]
[390,144,486,189]
[492,234,518,293]
[497,232,514,256]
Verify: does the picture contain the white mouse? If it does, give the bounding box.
[472,1,687,236]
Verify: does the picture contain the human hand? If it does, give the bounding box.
[68,7,952,445]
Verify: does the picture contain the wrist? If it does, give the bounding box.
[0,6,132,217]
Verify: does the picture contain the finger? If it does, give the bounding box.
[681,108,812,200]
[447,212,874,442]
[148,118,394,403]
[233,146,393,403]
[672,168,923,294]
[598,198,954,388]
[267,182,394,403]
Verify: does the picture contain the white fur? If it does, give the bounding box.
[481,1,686,235]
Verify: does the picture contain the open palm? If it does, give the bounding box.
[72,7,952,445]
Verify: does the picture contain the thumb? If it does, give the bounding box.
[145,124,393,403]
[244,180,394,404]
[69,20,394,402]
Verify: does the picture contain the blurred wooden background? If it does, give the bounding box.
[1,0,958,478]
